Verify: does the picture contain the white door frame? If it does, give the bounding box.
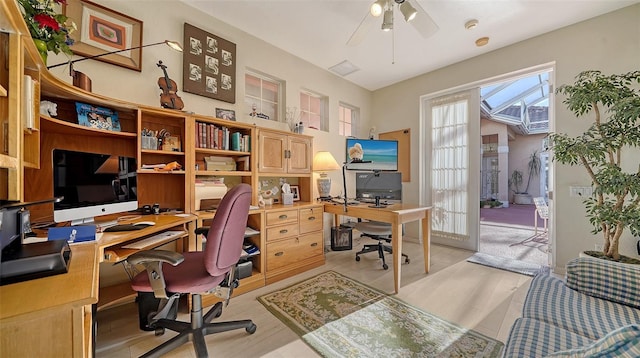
[419,63,556,265]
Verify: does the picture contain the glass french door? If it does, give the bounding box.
[422,89,480,251]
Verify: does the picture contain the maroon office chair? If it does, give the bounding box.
[128,184,256,358]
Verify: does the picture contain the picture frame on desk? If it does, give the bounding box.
[75,102,121,131]
[290,185,300,201]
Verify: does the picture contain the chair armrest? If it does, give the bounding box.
[565,256,640,309]
[127,250,184,266]
[127,250,184,299]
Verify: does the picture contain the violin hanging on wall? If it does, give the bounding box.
[157,60,184,110]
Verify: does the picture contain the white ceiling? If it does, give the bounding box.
[180,0,637,91]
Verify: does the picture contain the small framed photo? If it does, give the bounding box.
[75,102,120,131]
[290,185,300,201]
[215,108,236,121]
[163,136,181,152]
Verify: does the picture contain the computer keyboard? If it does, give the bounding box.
[121,230,186,250]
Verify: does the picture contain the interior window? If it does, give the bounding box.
[245,71,283,121]
[299,90,327,131]
[339,102,358,137]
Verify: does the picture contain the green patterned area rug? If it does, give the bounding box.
[258,271,504,357]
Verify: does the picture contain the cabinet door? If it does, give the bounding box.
[287,135,311,174]
[258,131,286,173]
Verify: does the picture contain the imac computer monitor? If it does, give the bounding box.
[345,138,398,171]
[53,149,138,225]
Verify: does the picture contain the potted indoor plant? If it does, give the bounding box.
[552,70,640,262]
[17,0,75,64]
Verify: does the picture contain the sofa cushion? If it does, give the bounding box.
[523,274,640,340]
[543,324,640,358]
[566,256,640,309]
[503,317,592,358]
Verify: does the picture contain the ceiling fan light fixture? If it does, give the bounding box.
[370,0,386,17]
[381,9,394,31]
[400,2,417,22]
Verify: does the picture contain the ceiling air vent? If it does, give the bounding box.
[329,60,359,77]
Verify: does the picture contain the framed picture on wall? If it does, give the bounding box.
[64,0,143,71]
[183,23,236,103]
[215,108,236,121]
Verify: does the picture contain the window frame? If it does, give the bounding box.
[245,70,284,122]
[299,89,328,131]
[338,101,359,137]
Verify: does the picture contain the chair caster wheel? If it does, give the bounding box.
[355,256,361,262]
[382,264,388,270]
[246,323,257,334]
[154,327,165,336]
[405,258,410,264]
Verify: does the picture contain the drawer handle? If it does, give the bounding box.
[279,229,288,234]
[275,252,284,256]
[279,214,288,219]
[310,243,318,247]
[308,216,316,221]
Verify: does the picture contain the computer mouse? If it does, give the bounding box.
[134,221,156,226]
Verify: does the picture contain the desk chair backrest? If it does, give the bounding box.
[204,183,252,277]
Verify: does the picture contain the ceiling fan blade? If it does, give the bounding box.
[346,11,377,46]
[409,0,438,39]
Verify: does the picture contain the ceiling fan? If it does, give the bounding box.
[347,0,439,46]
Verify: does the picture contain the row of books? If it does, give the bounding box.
[195,122,250,152]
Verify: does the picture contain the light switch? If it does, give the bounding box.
[569,186,592,197]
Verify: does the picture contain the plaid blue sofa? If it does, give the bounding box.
[503,256,640,357]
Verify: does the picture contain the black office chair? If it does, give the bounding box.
[127,184,256,358]
[354,220,409,270]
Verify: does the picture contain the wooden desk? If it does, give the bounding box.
[324,202,431,293]
[0,243,99,357]
[97,213,196,263]
[96,213,196,310]
[0,214,196,357]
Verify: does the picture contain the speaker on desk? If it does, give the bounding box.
[331,224,353,251]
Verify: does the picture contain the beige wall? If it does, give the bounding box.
[47,0,372,188]
[370,5,640,270]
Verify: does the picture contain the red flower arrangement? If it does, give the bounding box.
[18,0,76,58]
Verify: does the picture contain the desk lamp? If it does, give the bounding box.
[341,158,371,212]
[47,40,183,92]
[313,151,340,200]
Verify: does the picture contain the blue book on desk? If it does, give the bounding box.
[48,225,96,243]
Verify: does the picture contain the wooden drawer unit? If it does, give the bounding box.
[299,206,323,234]
[264,204,325,284]
[265,209,298,226]
[266,223,299,242]
[266,232,323,271]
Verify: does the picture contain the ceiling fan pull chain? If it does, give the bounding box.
[392,25,396,64]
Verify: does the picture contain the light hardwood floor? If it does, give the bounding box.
[96,240,533,357]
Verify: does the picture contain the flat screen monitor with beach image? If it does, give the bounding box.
[345,138,398,171]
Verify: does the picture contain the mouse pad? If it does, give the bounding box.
[48,225,96,243]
